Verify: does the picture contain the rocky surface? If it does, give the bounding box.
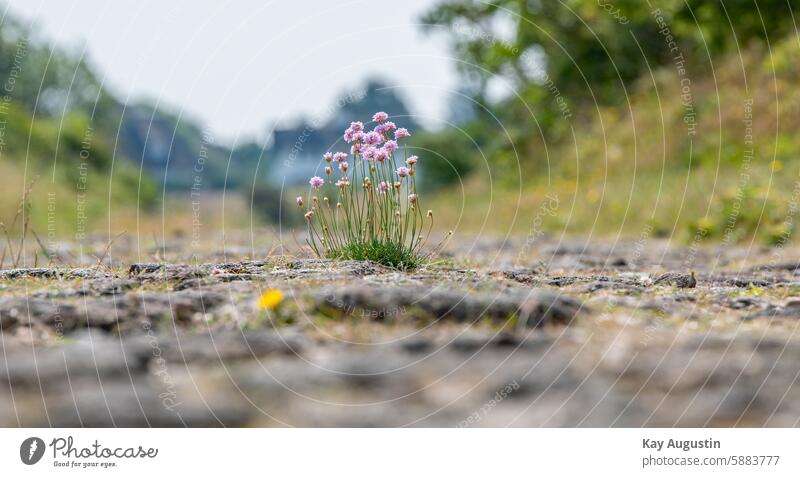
[2,236,800,427]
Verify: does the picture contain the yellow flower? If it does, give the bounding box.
[257,289,284,310]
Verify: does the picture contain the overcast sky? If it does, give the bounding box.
[3,0,457,143]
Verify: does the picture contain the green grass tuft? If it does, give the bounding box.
[329,239,420,270]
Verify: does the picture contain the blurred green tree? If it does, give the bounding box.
[422,0,799,107]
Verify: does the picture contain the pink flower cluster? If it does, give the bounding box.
[309,176,324,189]
[342,121,364,143]
[308,111,419,193]
[301,112,430,262]
[336,112,414,166]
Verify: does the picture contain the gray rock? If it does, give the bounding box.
[161,328,306,363]
[653,271,697,288]
[0,330,151,388]
[315,285,587,327]
[0,268,111,280]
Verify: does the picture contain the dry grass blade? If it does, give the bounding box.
[31,228,58,267]
[0,222,13,270]
[0,177,38,270]
[93,230,127,272]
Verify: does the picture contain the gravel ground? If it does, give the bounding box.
[2,236,800,427]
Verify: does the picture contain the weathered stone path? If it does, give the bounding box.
[2,237,800,426]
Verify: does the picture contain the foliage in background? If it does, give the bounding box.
[0,14,158,236]
[424,35,800,244]
[422,0,799,107]
[420,0,800,173]
[417,0,800,244]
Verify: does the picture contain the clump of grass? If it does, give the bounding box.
[299,112,442,270]
[332,239,420,270]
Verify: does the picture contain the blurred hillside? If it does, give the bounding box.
[0,16,152,236]
[418,0,800,244]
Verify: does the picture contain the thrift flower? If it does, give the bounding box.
[303,112,436,270]
[309,176,324,189]
[384,140,398,153]
[372,111,388,123]
[364,131,383,146]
